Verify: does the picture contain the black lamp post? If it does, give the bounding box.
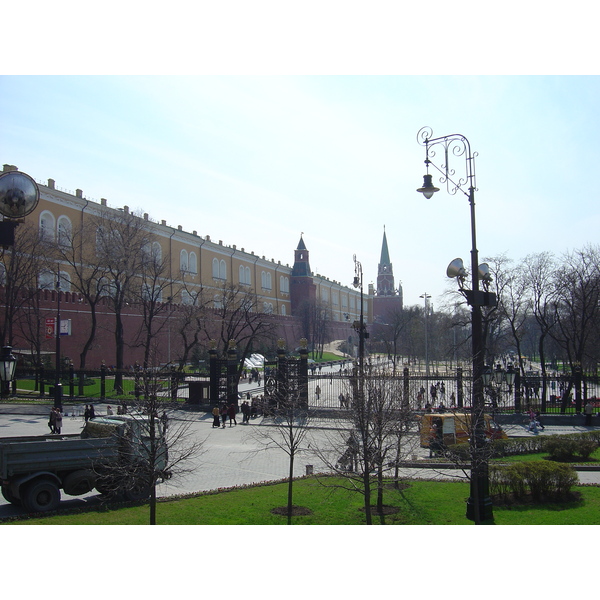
[417,127,497,524]
[0,346,17,398]
[54,276,62,410]
[353,255,365,378]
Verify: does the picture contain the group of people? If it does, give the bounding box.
[212,403,238,428]
[527,408,545,432]
[48,406,63,434]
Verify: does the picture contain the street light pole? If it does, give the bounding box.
[420,292,431,377]
[55,275,62,411]
[353,255,365,379]
[416,126,495,524]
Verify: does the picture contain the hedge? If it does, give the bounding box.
[490,461,578,500]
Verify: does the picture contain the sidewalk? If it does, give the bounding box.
[1,403,600,518]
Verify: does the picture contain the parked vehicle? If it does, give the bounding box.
[0,414,169,512]
[419,412,507,448]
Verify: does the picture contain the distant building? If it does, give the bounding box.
[0,164,367,366]
[371,227,403,323]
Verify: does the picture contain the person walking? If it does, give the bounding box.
[54,408,63,434]
[48,407,56,433]
[84,404,90,422]
[220,403,228,428]
[315,385,321,401]
[89,404,95,420]
[212,406,221,428]
[228,403,237,427]
[585,401,594,426]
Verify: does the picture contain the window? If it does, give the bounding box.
[58,271,71,292]
[261,271,272,290]
[189,251,197,274]
[263,302,273,314]
[180,250,188,272]
[280,276,289,294]
[321,287,329,302]
[57,216,72,247]
[152,242,162,261]
[280,304,286,316]
[332,292,339,306]
[39,270,54,290]
[39,211,56,241]
[213,258,226,280]
[214,294,223,309]
[239,265,251,285]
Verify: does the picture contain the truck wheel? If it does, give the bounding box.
[124,480,152,502]
[1,484,21,506]
[22,479,61,513]
[62,470,96,496]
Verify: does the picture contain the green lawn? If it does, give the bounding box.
[7,477,600,525]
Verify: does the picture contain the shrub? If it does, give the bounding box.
[542,435,599,462]
[490,461,578,501]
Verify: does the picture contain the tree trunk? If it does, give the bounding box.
[287,452,294,525]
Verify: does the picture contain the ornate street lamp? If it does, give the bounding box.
[0,346,17,398]
[353,254,366,379]
[416,126,496,524]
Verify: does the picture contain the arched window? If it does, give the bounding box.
[58,271,71,292]
[261,271,272,290]
[57,216,72,247]
[219,259,226,280]
[212,258,220,279]
[239,265,251,285]
[180,250,188,272]
[152,242,162,261]
[280,276,289,294]
[188,252,197,274]
[280,304,286,316]
[39,211,56,241]
[39,270,54,290]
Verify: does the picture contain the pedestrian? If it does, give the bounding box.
[241,401,250,423]
[212,406,221,428]
[428,423,440,457]
[54,408,63,434]
[338,393,345,408]
[84,404,90,422]
[315,385,321,401]
[228,403,237,427]
[535,410,545,430]
[89,404,95,419]
[48,407,56,433]
[107,405,113,416]
[220,403,228,428]
[584,401,594,426]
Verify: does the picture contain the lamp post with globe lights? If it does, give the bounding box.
[416,127,497,524]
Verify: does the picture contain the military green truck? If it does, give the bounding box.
[0,414,169,513]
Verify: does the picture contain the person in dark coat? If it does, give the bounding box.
[212,406,221,428]
[228,403,237,427]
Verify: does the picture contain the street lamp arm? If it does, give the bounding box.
[417,126,478,198]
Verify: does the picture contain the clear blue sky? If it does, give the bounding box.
[2,5,598,311]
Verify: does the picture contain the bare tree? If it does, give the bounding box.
[0,222,47,348]
[245,383,312,524]
[91,368,204,525]
[94,209,152,392]
[207,282,278,374]
[134,242,173,369]
[314,370,416,524]
[48,215,109,369]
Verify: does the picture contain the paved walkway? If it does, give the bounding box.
[1,402,599,518]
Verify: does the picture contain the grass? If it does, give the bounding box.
[7,476,600,525]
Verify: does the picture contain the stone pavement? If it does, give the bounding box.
[1,402,600,518]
